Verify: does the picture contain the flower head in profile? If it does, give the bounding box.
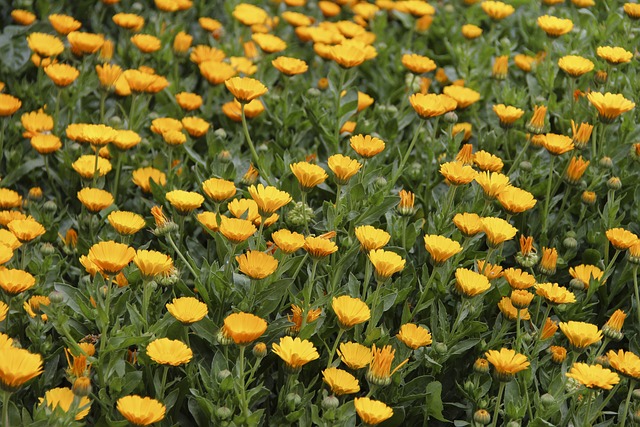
[568,264,603,290]
[535,283,576,304]
[559,321,602,349]
[497,297,530,321]
[328,154,362,184]
[410,93,457,118]
[332,296,370,329]
[146,338,192,366]
[248,184,292,215]
[493,104,524,128]
[134,250,173,279]
[543,133,574,155]
[368,249,405,281]
[108,211,146,235]
[77,187,113,212]
[72,155,112,179]
[355,225,390,252]
[397,323,432,349]
[439,161,477,185]
[462,24,483,39]
[225,77,268,103]
[570,121,593,150]
[287,304,321,335]
[165,190,204,214]
[350,134,385,158]
[329,41,367,68]
[27,33,64,57]
[480,217,518,247]
[354,397,394,425]
[272,56,308,76]
[272,229,305,254]
[322,367,360,395]
[87,241,135,275]
[44,63,80,87]
[587,92,636,123]
[236,251,278,279]
[0,94,22,117]
[453,212,483,236]
[607,349,640,379]
[166,297,208,324]
[474,171,510,199]
[485,348,529,382]
[40,387,91,420]
[272,336,319,371]
[558,55,594,77]
[566,363,620,390]
[423,235,462,265]
[597,46,633,65]
[0,347,43,391]
[496,186,536,215]
[455,268,491,297]
[537,15,573,37]
[606,228,638,250]
[338,342,372,370]
[290,162,328,191]
[402,53,436,74]
[116,395,166,426]
[222,312,267,345]
[8,217,46,242]
[219,217,257,244]
[481,1,515,20]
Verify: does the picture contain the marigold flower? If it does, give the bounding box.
[537,247,557,276]
[439,161,477,185]
[461,24,483,39]
[537,15,573,37]
[559,321,602,349]
[232,3,268,26]
[424,235,462,265]
[0,245,12,265]
[304,236,339,259]
[132,167,166,193]
[481,1,515,20]
[337,342,372,369]
[510,289,534,309]
[480,217,518,247]
[606,228,639,250]
[587,92,635,123]
[146,338,192,366]
[222,312,267,345]
[68,31,105,54]
[134,250,173,279]
[398,189,416,216]
[8,218,46,242]
[21,108,54,138]
[397,323,432,349]
[0,269,36,295]
[453,212,483,236]
[201,178,235,202]
[527,105,547,134]
[544,133,575,155]
[40,387,91,420]
[27,33,64,57]
[558,55,594,77]
[252,33,287,53]
[181,117,209,137]
[248,184,292,216]
[474,171,510,199]
[12,9,36,25]
[165,190,204,214]
[326,154,361,184]
[402,53,436,74]
[410,93,457,118]
[368,249,405,280]
[355,225,390,252]
[569,121,593,150]
[72,155,112,179]
[455,268,491,297]
[0,212,26,229]
[236,251,278,279]
[566,363,619,390]
[597,46,633,64]
[473,151,503,173]
[607,349,640,379]
[367,344,408,386]
[602,310,627,342]
[322,367,360,395]
[354,397,394,425]
[219,217,256,244]
[563,156,590,185]
[0,230,21,251]
[350,134,385,158]
[116,395,166,426]
[0,347,43,391]
[624,3,640,19]
[477,260,503,280]
[0,94,22,116]
[76,187,112,212]
[443,85,481,109]
[0,189,22,209]
[290,162,328,191]
[485,348,529,382]
[493,104,524,128]
[166,297,208,324]
[536,282,575,304]
[568,264,603,290]
[540,317,558,340]
[492,55,508,79]
[224,77,268,104]
[496,186,536,215]
[272,336,319,370]
[87,241,135,275]
[332,295,370,329]
[547,345,566,364]
[498,297,530,321]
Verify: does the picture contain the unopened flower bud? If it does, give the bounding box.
[48,291,64,304]
[474,358,489,374]
[217,369,232,381]
[286,201,314,227]
[216,406,233,420]
[541,393,555,407]
[407,162,423,181]
[72,377,92,397]
[374,176,387,190]
[463,380,475,394]
[599,157,613,169]
[218,150,232,163]
[434,342,447,354]
[307,87,321,97]
[607,177,621,190]
[506,421,521,427]
[43,200,57,213]
[594,70,607,84]
[40,242,55,255]
[444,111,458,124]
[569,278,585,291]
[214,128,227,139]
[581,191,596,205]
[216,330,233,346]
[286,392,302,408]
[253,342,267,358]
[322,394,340,410]
[563,236,578,249]
[519,161,532,172]
[473,409,491,425]
[28,187,43,200]
[632,389,640,401]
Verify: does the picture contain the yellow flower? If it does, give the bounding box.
[173,31,193,53]
[199,61,236,85]
[165,190,204,214]
[549,345,567,363]
[602,309,626,341]
[222,312,267,345]
[368,249,405,280]
[67,31,105,55]
[455,268,491,297]
[252,33,287,53]
[607,350,640,379]
[485,348,529,381]
[568,264,603,290]
[271,230,305,254]
[271,56,309,77]
[510,289,534,309]
[232,3,268,26]
[146,338,192,366]
[606,228,639,250]
[481,1,515,20]
[272,336,319,370]
[492,55,508,79]
[228,199,259,222]
[328,154,362,184]
[543,133,574,155]
[397,323,432,349]
[112,12,145,31]
[166,297,208,325]
[72,155,112,179]
[564,156,590,185]
[337,342,372,369]
[224,77,268,103]
[21,108,54,138]
[287,304,321,334]
[175,92,202,111]
[477,260,503,280]
[355,225,390,251]
[570,121,593,150]
[322,367,360,395]
[474,171,510,199]
[473,150,504,172]
[540,317,558,340]
[587,92,635,123]
[87,241,135,275]
[558,55,594,77]
[290,162,328,190]
[497,297,530,321]
[219,217,257,244]
[409,93,457,118]
[527,105,547,134]
[332,295,370,329]
[597,46,633,64]
[182,117,210,138]
[248,184,292,215]
[402,53,436,74]
[350,134,386,158]
[27,33,64,57]
[40,387,91,420]
[624,3,640,19]
[44,63,80,87]
[559,321,603,349]
[108,211,146,235]
[236,251,278,279]
[12,9,36,25]
[537,15,573,37]
[0,347,43,391]
[496,186,536,215]
[0,230,21,250]
[536,283,576,304]
[0,189,22,209]
[122,69,160,93]
[0,94,22,116]
[514,53,538,72]
[0,269,35,295]
[77,187,113,212]
[304,236,339,258]
[439,161,477,185]
[566,363,620,390]
[423,235,462,265]
[398,189,416,216]
[132,167,166,193]
[329,41,367,68]
[443,85,481,109]
[453,212,483,236]
[367,344,408,386]
[116,395,166,426]
[492,104,524,128]
[461,24,483,39]
[480,217,518,247]
[134,250,173,278]
[95,63,123,90]
[197,212,219,233]
[7,217,46,242]
[354,397,394,426]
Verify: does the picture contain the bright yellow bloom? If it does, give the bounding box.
[182,117,210,137]
[355,225,390,251]
[570,121,593,150]
[537,15,573,37]
[566,363,620,390]
[569,264,603,290]
[328,154,362,184]
[497,297,530,321]
[322,367,360,395]
[130,34,161,53]
[493,104,524,127]
[510,289,534,309]
[236,251,278,279]
[272,336,319,370]
[473,151,503,173]
[497,186,536,215]
[232,3,268,26]
[40,387,91,420]
[423,235,462,264]
[587,92,635,123]
[558,55,594,77]
[606,228,639,250]
[225,77,268,103]
[398,189,415,216]
[492,55,508,79]
[304,236,339,258]
[410,93,457,118]
[350,134,385,158]
[0,269,36,295]
[461,24,483,39]
[624,3,640,19]
[27,33,64,57]
[72,155,112,179]
[453,212,483,236]
[44,63,80,87]
[402,53,436,74]
[221,312,267,345]
[0,347,43,391]
[146,338,192,366]
[443,85,481,109]
[165,190,204,214]
[0,94,22,117]
[602,309,627,341]
[481,1,515,20]
[607,350,640,379]
[166,297,208,324]
[540,317,558,340]
[397,323,432,349]
[474,171,510,199]
[113,12,145,31]
[7,217,46,242]
[368,249,405,280]
[252,33,287,53]
[248,184,292,215]
[367,344,408,386]
[485,348,529,381]
[87,241,135,275]
[134,250,173,278]
[559,321,603,349]
[597,46,633,64]
[455,268,491,297]
[95,63,123,89]
[439,161,477,185]
[108,211,146,235]
[21,108,53,138]
[543,133,574,155]
[272,229,305,254]
[354,397,394,426]
[536,282,576,304]
[219,217,257,244]
[290,162,328,190]
[338,342,372,369]
[480,217,518,247]
[116,395,166,426]
[332,295,370,329]
[12,9,36,26]
[0,189,22,209]
[67,31,105,55]
[329,41,367,68]
[132,167,166,193]
[477,260,503,280]
[287,304,321,334]
[550,345,567,363]
[564,156,590,184]
[77,187,113,212]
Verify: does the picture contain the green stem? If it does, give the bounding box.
[239,345,249,419]
[92,147,100,187]
[620,379,635,427]
[634,266,640,326]
[112,152,124,204]
[142,279,153,331]
[166,234,200,282]
[54,89,62,133]
[241,104,273,186]
[490,382,506,427]
[541,155,556,240]
[410,265,438,319]
[333,68,347,153]
[2,391,10,427]
[516,310,522,352]
[388,120,424,190]
[301,191,310,235]
[365,279,386,337]
[584,390,594,426]
[326,328,345,369]
[506,137,531,176]
[158,366,169,400]
[0,119,6,169]
[128,93,137,130]
[100,90,107,123]
[300,260,319,333]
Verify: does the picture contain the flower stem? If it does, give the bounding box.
[634,266,640,326]
[410,265,438,319]
[333,68,347,153]
[506,137,531,176]
[389,120,424,190]
[326,328,345,369]
[112,151,124,204]
[166,233,199,282]
[301,191,310,235]
[300,259,319,333]
[541,155,556,240]
[3,391,11,427]
[490,382,506,427]
[142,279,153,331]
[241,103,273,186]
[238,345,249,419]
[159,366,169,401]
[620,379,635,427]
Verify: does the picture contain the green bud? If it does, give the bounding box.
[43,200,57,213]
[434,342,448,354]
[563,237,578,249]
[541,393,555,407]
[473,409,491,425]
[322,395,339,410]
[216,406,232,420]
[444,111,458,124]
[519,161,532,172]
[40,242,55,255]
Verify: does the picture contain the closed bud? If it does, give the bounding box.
[434,342,448,354]
[216,329,233,346]
[253,342,267,358]
[217,369,232,381]
[474,358,489,374]
[374,176,387,190]
[214,128,227,139]
[569,278,585,291]
[43,200,57,213]
[407,162,423,181]
[581,191,596,205]
[218,150,232,163]
[257,143,268,153]
[463,380,475,394]
[444,111,458,124]
[563,236,578,249]
[307,87,321,97]
[109,116,123,127]
[49,291,64,304]
[473,409,491,425]
[28,187,43,200]
[541,393,555,406]
[286,392,302,408]
[40,242,55,255]
[519,161,532,172]
[322,394,339,410]
[286,201,314,227]
[216,406,233,420]
[72,376,92,397]
[630,143,640,161]
[632,389,640,401]
[607,177,621,190]
[506,421,521,427]
[599,156,613,169]
[594,70,607,84]
[158,269,179,286]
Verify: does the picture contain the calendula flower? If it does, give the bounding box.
[271,230,305,254]
[224,77,268,103]
[456,144,474,164]
[228,199,259,222]
[455,268,491,297]
[132,167,166,193]
[540,317,558,340]
[87,241,135,275]
[40,387,91,420]
[332,296,370,329]
[355,225,390,251]
[248,184,292,215]
[173,31,193,53]
[338,342,372,369]
[0,189,22,209]
[473,151,504,172]
[252,33,287,53]
[21,108,54,138]
[327,154,362,184]
[423,235,462,265]
[134,250,173,278]
[181,117,209,137]
[304,236,339,258]
[453,212,483,236]
[232,3,268,26]
[236,251,278,279]
[497,186,536,215]
[597,46,633,64]
[199,61,236,85]
[367,344,408,386]
[165,190,204,214]
[72,155,112,179]
[527,105,547,134]
[564,156,590,184]
[68,31,104,54]
[485,348,529,382]
[12,9,36,25]
[566,363,620,390]
[461,24,483,39]
[587,92,635,123]
[116,396,166,426]
[166,297,208,324]
[607,350,640,379]
[354,398,394,426]
[272,336,319,371]
[77,187,113,212]
[497,297,530,321]
[0,94,22,117]
[538,247,558,276]
[322,367,360,395]
[397,323,432,349]
[219,217,257,244]
[439,161,477,185]
[443,85,481,109]
[402,53,436,74]
[624,3,640,19]
[493,104,524,128]
[602,310,626,341]
[270,56,308,76]
[222,312,267,345]
[481,1,515,20]
[368,249,405,280]
[0,347,43,391]
[287,304,321,335]
[44,63,79,87]
[350,134,385,158]
[197,212,219,233]
[570,121,593,150]
[107,211,146,235]
[510,289,534,309]
[130,34,161,53]
[559,321,603,349]
[410,93,457,118]
[201,178,236,202]
[606,228,639,250]
[27,33,64,57]
[329,41,368,68]
[146,338,192,366]
[480,217,517,247]
[568,264,603,290]
[8,218,46,242]
[549,345,567,363]
[290,162,328,191]
[474,171,510,199]
[398,189,416,216]
[477,260,503,280]
[492,55,508,79]
[537,15,573,37]
[542,133,574,155]
[558,55,594,77]
[0,269,36,295]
